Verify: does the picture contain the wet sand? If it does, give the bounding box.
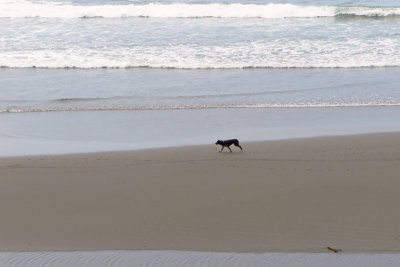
[1,132,400,252]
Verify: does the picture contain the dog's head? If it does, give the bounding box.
[215,140,223,146]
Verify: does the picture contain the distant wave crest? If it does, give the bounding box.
[1,0,400,19]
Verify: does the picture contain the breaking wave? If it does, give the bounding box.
[2,0,400,19]
[1,38,400,69]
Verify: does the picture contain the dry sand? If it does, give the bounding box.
[1,132,400,253]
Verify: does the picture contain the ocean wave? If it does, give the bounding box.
[1,0,400,19]
[1,39,400,69]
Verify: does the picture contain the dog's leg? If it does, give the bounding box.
[220,146,224,152]
[233,140,243,151]
[228,146,232,153]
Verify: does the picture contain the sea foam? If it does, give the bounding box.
[1,0,400,19]
[1,39,399,69]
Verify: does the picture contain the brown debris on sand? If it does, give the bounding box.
[326,247,342,253]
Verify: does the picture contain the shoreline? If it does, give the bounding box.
[1,132,400,253]
[1,129,400,159]
[2,106,400,157]
[1,251,400,267]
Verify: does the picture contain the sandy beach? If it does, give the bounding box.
[1,132,400,253]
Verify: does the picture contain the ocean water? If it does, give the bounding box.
[1,0,400,155]
[1,251,400,267]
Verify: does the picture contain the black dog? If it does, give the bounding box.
[215,139,243,152]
